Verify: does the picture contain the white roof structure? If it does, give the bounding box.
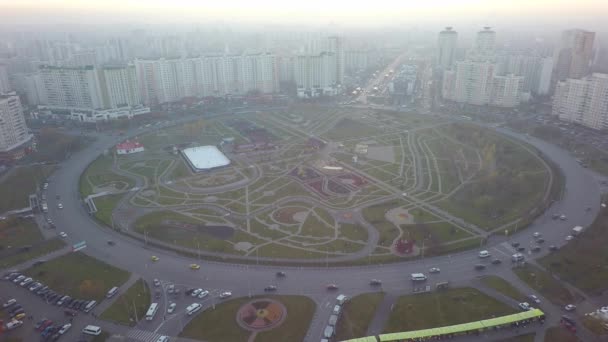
[182,145,230,171]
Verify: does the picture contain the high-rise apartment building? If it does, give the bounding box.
[135,54,278,105]
[327,36,344,85]
[38,65,105,109]
[0,93,32,159]
[553,29,595,82]
[0,64,11,93]
[437,27,458,70]
[99,65,141,108]
[491,74,524,107]
[294,52,337,98]
[553,73,608,130]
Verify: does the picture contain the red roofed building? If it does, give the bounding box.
[116,140,144,155]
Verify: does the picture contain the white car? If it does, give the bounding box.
[478,250,491,258]
[57,203,63,209]
[167,302,176,314]
[5,320,23,330]
[191,288,203,297]
[58,323,71,334]
[156,336,170,342]
[2,298,16,308]
[565,235,574,241]
[59,232,67,238]
[429,267,441,274]
[518,302,531,311]
[20,277,33,286]
[565,304,577,311]
[532,232,541,238]
[219,291,232,299]
[197,290,209,299]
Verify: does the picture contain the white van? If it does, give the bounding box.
[478,250,491,258]
[84,300,97,313]
[336,294,349,305]
[411,273,427,281]
[512,253,525,262]
[186,303,202,316]
[329,314,338,326]
[332,305,341,315]
[106,286,119,298]
[82,325,102,336]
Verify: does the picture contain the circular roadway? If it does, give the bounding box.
[44,113,601,339]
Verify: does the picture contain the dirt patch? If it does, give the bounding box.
[386,208,415,225]
[273,207,306,225]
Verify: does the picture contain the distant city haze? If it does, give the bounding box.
[2,0,608,29]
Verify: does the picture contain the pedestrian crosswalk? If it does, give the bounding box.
[125,328,163,342]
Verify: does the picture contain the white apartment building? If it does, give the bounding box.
[38,65,105,110]
[447,60,496,105]
[100,65,141,108]
[135,53,278,105]
[495,55,553,95]
[294,52,337,98]
[553,73,608,130]
[0,94,32,157]
[437,27,458,70]
[491,74,523,107]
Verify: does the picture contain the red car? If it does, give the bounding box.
[37,320,53,332]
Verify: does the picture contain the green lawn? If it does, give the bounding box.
[480,275,527,301]
[179,295,315,342]
[335,292,385,340]
[93,194,125,227]
[339,223,369,242]
[23,252,130,301]
[539,200,608,294]
[91,331,110,342]
[322,118,382,141]
[100,278,150,326]
[512,264,575,306]
[0,218,43,249]
[581,315,608,336]
[0,164,56,213]
[80,155,134,197]
[383,287,517,333]
[0,238,65,269]
[544,326,581,342]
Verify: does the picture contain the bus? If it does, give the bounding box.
[145,303,159,321]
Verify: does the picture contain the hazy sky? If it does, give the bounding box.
[2,0,607,29]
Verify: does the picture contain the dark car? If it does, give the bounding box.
[474,264,486,270]
[38,320,53,332]
[326,284,339,290]
[370,279,382,286]
[491,259,502,265]
[107,240,115,246]
[549,245,559,252]
[511,242,520,248]
[11,308,25,317]
[35,319,49,330]
[33,260,47,266]
[536,238,545,244]
[64,309,77,317]
[264,285,277,292]
[79,301,90,311]
[8,304,22,314]
[517,247,526,252]
[155,291,161,299]
[37,286,49,295]
[185,288,195,296]
[276,271,286,277]
[531,246,541,252]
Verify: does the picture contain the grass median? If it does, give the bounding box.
[480,275,527,302]
[23,251,130,301]
[383,287,517,333]
[100,278,150,326]
[179,295,315,342]
[512,264,575,306]
[335,292,385,341]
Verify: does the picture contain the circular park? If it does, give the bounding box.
[79,105,561,265]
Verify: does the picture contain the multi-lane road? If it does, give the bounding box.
[38,111,602,341]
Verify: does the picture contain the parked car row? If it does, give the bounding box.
[33,317,72,341]
[3,272,97,313]
[1,298,26,331]
[322,294,349,341]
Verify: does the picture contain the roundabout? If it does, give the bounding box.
[79,107,561,265]
[41,105,601,341]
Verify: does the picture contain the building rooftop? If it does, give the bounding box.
[182,145,230,171]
